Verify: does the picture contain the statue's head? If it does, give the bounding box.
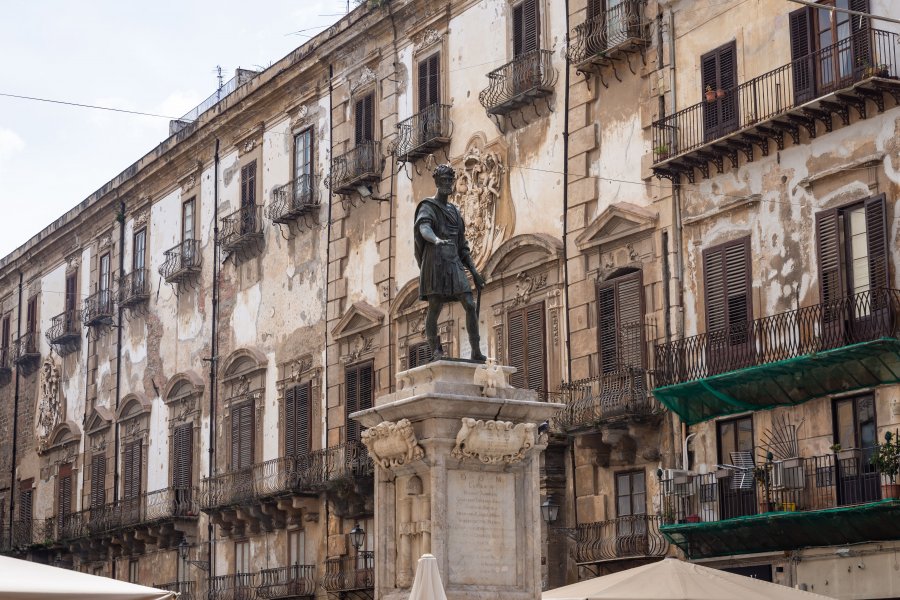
[433,164,456,195]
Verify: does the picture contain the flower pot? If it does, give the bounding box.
[716,88,726,98]
[685,514,701,523]
[705,90,716,102]
[758,501,776,513]
[882,483,900,499]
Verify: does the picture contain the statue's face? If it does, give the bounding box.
[435,174,455,195]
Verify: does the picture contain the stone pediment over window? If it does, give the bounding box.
[332,301,385,340]
[163,371,205,405]
[575,202,657,252]
[41,421,81,456]
[85,406,114,437]
[483,233,563,281]
[116,393,151,422]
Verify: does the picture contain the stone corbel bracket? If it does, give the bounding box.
[451,418,536,465]
[361,418,425,470]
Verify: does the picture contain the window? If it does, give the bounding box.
[596,271,644,373]
[716,416,755,518]
[507,303,546,392]
[91,454,106,508]
[512,0,540,57]
[182,198,195,243]
[616,470,646,518]
[235,540,251,573]
[407,342,433,370]
[123,440,142,499]
[285,382,312,458]
[2,313,11,364]
[294,129,314,202]
[57,464,73,521]
[418,53,441,112]
[231,401,255,470]
[288,529,308,566]
[18,481,33,523]
[241,161,257,209]
[65,271,78,314]
[355,93,375,145]
[345,362,374,443]
[26,296,37,335]
[832,394,880,504]
[99,253,111,311]
[173,424,193,508]
[133,229,146,272]
[128,560,139,584]
[703,237,752,371]
[701,42,738,141]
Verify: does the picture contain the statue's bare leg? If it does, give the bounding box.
[460,292,486,362]
[425,297,444,361]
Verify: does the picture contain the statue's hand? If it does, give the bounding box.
[473,272,486,290]
[434,237,451,246]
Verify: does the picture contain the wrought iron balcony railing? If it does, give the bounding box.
[62,487,198,540]
[159,239,202,284]
[82,290,115,327]
[554,367,660,431]
[200,457,295,510]
[566,0,648,68]
[9,518,57,549]
[652,28,900,166]
[395,104,452,163]
[218,204,264,255]
[154,581,196,600]
[13,332,40,366]
[117,269,150,308]
[322,552,375,592]
[574,515,668,564]
[208,573,256,600]
[479,49,558,116]
[329,142,382,195]
[257,564,317,599]
[266,175,318,224]
[302,441,374,488]
[0,346,11,376]
[655,288,900,387]
[47,310,81,347]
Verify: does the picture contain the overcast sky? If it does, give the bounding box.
[0,1,349,259]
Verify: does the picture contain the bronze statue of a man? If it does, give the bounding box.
[414,164,486,362]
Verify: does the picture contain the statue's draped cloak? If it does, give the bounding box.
[414,198,474,301]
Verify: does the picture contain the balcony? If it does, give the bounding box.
[159,239,202,285]
[554,368,661,432]
[652,28,900,181]
[9,518,57,550]
[117,269,150,309]
[574,515,668,564]
[218,204,264,258]
[395,104,452,164]
[322,552,374,595]
[46,310,81,354]
[654,288,900,425]
[659,450,900,559]
[266,175,318,225]
[479,49,558,118]
[154,581,196,600]
[208,573,256,600]
[566,0,649,77]
[82,290,115,328]
[329,142,382,195]
[257,564,317,599]
[0,346,11,378]
[13,332,40,369]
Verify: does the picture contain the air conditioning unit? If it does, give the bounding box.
[771,459,805,490]
[661,469,695,496]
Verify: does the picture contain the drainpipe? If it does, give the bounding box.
[387,3,399,393]
[208,138,221,581]
[7,269,23,546]
[114,200,126,508]
[323,61,335,575]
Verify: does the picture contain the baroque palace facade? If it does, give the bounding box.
[1,0,899,599]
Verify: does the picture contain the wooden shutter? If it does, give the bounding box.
[418,54,440,111]
[26,297,37,334]
[19,488,33,521]
[65,273,77,313]
[587,0,602,20]
[241,161,257,208]
[285,383,312,458]
[345,363,373,443]
[173,424,193,490]
[701,42,738,141]
[408,342,433,369]
[91,454,106,508]
[507,303,546,391]
[231,402,254,470]
[703,238,752,335]
[816,208,844,306]
[850,0,871,73]
[596,271,645,374]
[865,195,889,291]
[58,464,72,518]
[123,440,142,499]
[790,8,815,103]
[355,93,375,145]
[513,0,540,57]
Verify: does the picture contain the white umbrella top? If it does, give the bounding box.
[542,558,836,600]
[0,555,174,600]
[408,554,448,600]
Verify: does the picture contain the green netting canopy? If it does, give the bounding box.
[653,338,900,425]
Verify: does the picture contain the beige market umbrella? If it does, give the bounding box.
[409,554,448,600]
[543,558,835,600]
[0,555,174,600]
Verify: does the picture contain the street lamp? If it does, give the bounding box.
[540,498,559,524]
[179,537,210,572]
[349,522,366,550]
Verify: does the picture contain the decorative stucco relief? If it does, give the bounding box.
[361,419,425,469]
[36,357,61,447]
[451,418,536,464]
[414,28,442,52]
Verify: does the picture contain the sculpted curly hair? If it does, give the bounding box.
[432,163,456,180]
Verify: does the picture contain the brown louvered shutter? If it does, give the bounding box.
[513,0,540,57]
[507,304,546,392]
[345,363,373,443]
[790,8,815,103]
[285,383,312,458]
[285,386,297,458]
[704,238,753,371]
[91,454,106,508]
[702,42,738,141]
[173,424,193,490]
[123,440,142,499]
[57,464,72,518]
[241,161,256,208]
[815,208,844,306]
[19,488,33,521]
[597,271,645,374]
[850,0,871,73]
[864,194,889,291]
[355,93,375,145]
[418,54,440,112]
[507,309,526,388]
[408,342,433,369]
[587,0,602,20]
[231,402,254,470]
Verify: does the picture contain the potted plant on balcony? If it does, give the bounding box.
[705,85,716,103]
[870,430,900,499]
[654,144,671,160]
[755,453,776,513]
[716,87,726,99]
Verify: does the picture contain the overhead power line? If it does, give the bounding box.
[0,92,180,120]
[786,0,900,25]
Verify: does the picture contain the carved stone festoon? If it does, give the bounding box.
[361,418,425,469]
[451,418,536,465]
[36,357,61,451]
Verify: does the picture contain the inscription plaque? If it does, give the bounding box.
[446,470,517,586]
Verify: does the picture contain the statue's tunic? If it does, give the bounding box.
[414,198,473,300]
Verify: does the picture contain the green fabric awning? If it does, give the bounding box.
[653,338,900,425]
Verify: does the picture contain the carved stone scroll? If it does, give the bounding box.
[361,419,425,469]
[37,357,61,445]
[451,418,536,464]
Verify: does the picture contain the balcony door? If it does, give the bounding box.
[417,53,442,146]
[512,0,541,94]
[99,253,111,314]
[286,382,312,483]
[57,463,73,536]
[133,228,146,294]
[703,237,753,374]
[833,395,880,505]
[507,302,547,393]
[615,470,647,557]
[240,161,257,235]
[173,424,193,513]
[182,198,195,264]
[231,401,255,501]
[122,440,142,523]
[701,42,739,142]
[293,129,313,204]
[717,416,756,519]
[65,271,78,331]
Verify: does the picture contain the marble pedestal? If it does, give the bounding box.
[351,360,557,600]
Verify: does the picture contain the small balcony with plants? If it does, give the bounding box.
[218,204,264,259]
[266,174,318,226]
[322,551,374,596]
[159,239,202,285]
[652,28,900,181]
[479,49,558,121]
[257,564,317,599]
[46,309,81,355]
[394,104,452,164]
[117,268,151,309]
[82,290,115,328]
[566,0,649,78]
[329,142,382,196]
